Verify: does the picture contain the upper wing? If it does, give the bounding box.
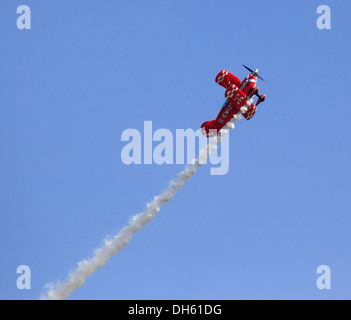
[215,70,242,89]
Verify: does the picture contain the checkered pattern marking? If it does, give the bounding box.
[243,104,257,120]
[216,70,228,84]
[225,85,238,99]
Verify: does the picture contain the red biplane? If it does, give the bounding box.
[201,65,266,137]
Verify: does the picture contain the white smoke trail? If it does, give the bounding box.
[41,114,241,300]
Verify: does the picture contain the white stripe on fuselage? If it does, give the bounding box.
[240,76,256,90]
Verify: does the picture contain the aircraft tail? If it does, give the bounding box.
[201,120,217,137]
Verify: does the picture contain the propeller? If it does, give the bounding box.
[243,65,265,81]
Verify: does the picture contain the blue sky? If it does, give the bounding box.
[1,0,350,300]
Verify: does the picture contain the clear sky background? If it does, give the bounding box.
[1,0,350,300]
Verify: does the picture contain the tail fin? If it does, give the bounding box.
[201,120,217,137]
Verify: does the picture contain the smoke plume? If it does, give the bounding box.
[41,114,241,300]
